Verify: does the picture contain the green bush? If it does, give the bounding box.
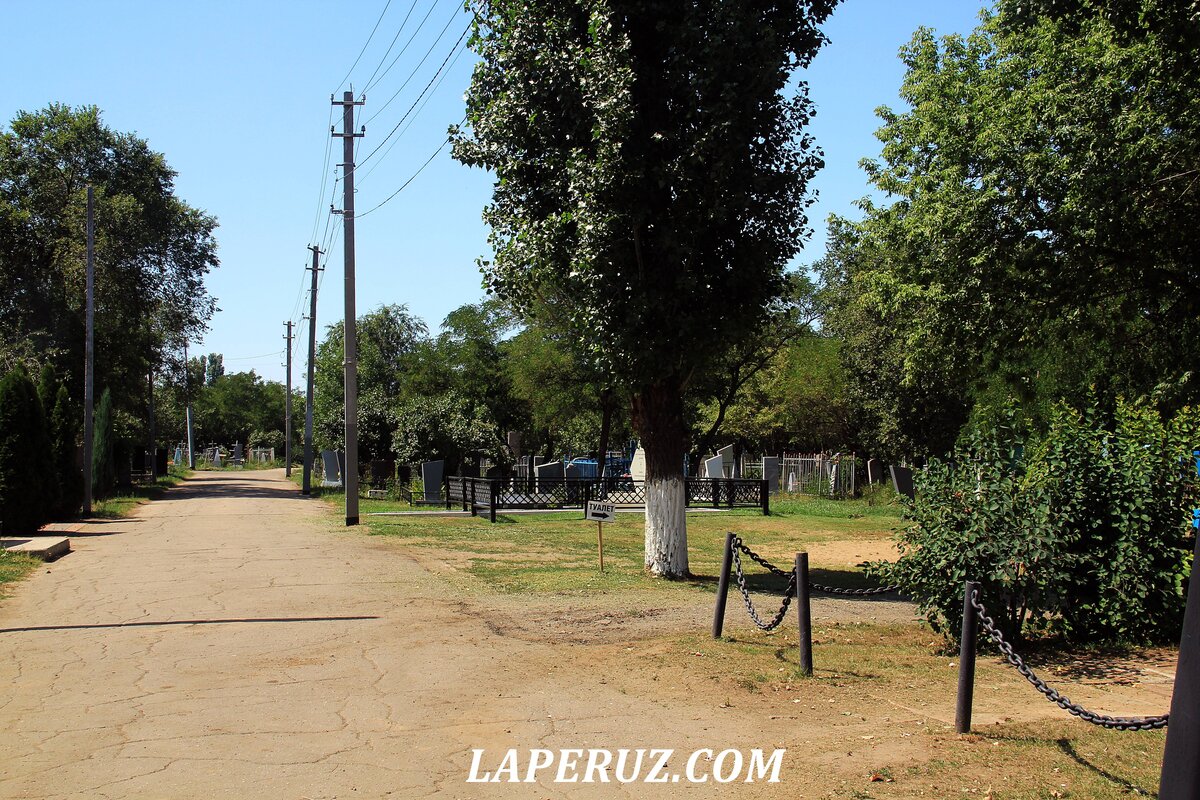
[871,398,1200,645]
[0,367,56,533]
[49,384,81,517]
[92,388,115,499]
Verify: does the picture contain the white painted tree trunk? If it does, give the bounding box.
[644,475,688,576]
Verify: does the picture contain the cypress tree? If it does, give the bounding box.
[0,367,55,533]
[92,388,115,500]
[50,385,81,517]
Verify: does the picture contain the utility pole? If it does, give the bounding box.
[332,90,364,526]
[184,341,195,469]
[284,320,293,477]
[83,186,95,515]
[302,245,323,495]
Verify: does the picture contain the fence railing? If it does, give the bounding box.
[446,476,769,522]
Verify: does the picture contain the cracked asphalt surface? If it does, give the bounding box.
[0,470,817,799]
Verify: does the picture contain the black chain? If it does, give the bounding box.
[731,541,795,631]
[969,589,1169,731]
[733,537,899,596]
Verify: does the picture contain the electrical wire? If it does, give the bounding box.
[359,23,470,167]
[361,0,424,92]
[357,39,468,186]
[357,120,462,219]
[361,0,444,99]
[364,9,464,129]
[333,0,395,95]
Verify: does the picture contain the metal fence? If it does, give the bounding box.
[446,476,769,522]
[779,453,856,498]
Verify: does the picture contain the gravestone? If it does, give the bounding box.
[762,456,780,493]
[155,448,168,476]
[421,460,443,503]
[174,446,183,465]
[717,445,735,478]
[231,442,244,465]
[321,450,342,487]
[703,454,725,479]
[213,450,223,468]
[535,461,563,492]
[787,471,798,493]
[369,460,392,489]
[564,462,584,479]
[629,448,646,482]
[367,489,387,500]
[890,465,915,500]
[506,430,522,457]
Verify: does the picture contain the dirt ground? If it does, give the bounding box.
[0,470,1174,799]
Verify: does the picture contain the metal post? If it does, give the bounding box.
[82,185,95,515]
[332,91,364,525]
[796,552,813,676]
[1160,453,1200,798]
[302,245,322,494]
[712,532,735,638]
[712,478,720,510]
[283,320,293,477]
[955,580,981,734]
[489,480,497,523]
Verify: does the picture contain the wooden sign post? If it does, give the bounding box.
[585,500,615,572]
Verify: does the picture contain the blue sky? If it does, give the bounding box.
[0,0,985,385]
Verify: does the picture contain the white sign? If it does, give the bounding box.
[586,501,615,522]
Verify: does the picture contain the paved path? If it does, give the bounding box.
[0,470,820,799]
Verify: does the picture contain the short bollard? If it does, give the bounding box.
[795,552,813,676]
[955,580,981,734]
[712,532,735,639]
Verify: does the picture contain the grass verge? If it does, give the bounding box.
[92,465,193,518]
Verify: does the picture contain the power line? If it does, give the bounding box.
[333,0,394,94]
[361,0,445,100]
[364,4,464,127]
[359,23,471,167]
[357,39,468,185]
[357,123,461,219]
[361,0,424,92]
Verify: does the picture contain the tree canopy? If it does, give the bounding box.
[453,0,839,575]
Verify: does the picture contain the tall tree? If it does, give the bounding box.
[0,367,55,532]
[0,104,218,423]
[454,0,838,576]
[822,0,1200,457]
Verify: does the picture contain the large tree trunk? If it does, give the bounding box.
[630,376,688,577]
[596,387,614,477]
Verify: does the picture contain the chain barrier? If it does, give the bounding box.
[969,588,1169,731]
[732,537,900,596]
[730,539,795,630]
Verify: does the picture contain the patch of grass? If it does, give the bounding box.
[0,551,38,599]
[92,465,192,518]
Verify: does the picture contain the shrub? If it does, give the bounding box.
[0,367,56,533]
[49,385,81,516]
[92,388,115,499]
[870,398,1200,645]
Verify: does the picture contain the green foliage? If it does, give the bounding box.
[873,398,1200,645]
[92,388,115,500]
[49,384,81,516]
[0,367,55,532]
[391,391,500,474]
[0,104,218,425]
[819,1,1200,458]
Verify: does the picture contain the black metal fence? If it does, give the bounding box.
[446,476,769,522]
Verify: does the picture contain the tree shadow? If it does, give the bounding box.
[1056,738,1156,797]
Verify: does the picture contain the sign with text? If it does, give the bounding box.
[586,501,615,522]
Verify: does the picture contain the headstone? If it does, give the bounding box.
[867,458,883,486]
[213,450,223,468]
[174,446,183,465]
[321,450,342,487]
[155,448,168,476]
[703,454,725,479]
[535,460,564,491]
[762,456,780,493]
[367,489,387,500]
[787,471,797,493]
[564,462,584,479]
[420,460,443,503]
[717,445,735,478]
[629,447,647,482]
[506,430,522,457]
[232,442,243,464]
[369,460,392,489]
[890,465,915,500]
